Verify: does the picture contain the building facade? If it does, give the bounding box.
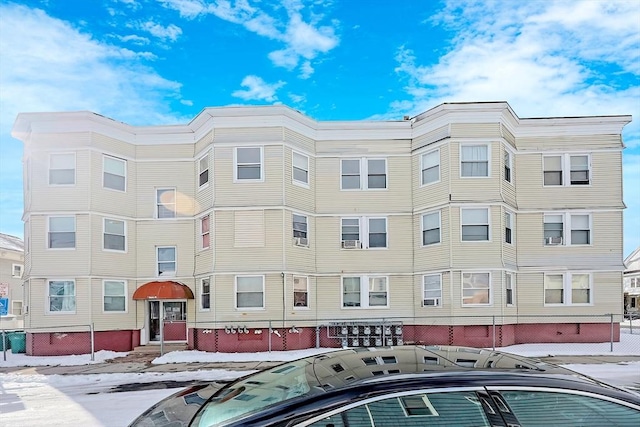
[12,102,631,355]
[624,247,640,315]
[0,233,24,330]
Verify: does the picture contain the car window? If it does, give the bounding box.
[304,391,492,427]
[500,390,640,427]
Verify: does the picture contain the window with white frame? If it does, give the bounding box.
[543,154,591,186]
[12,264,23,278]
[422,211,441,246]
[505,211,513,244]
[12,300,23,316]
[461,208,490,241]
[103,280,126,312]
[201,215,210,249]
[543,214,564,245]
[292,152,309,185]
[342,276,388,308]
[235,147,263,181]
[460,145,489,177]
[157,246,176,276]
[341,218,360,246]
[506,273,514,305]
[156,188,176,218]
[293,214,308,245]
[341,217,387,249]
[368,218,387,248]
[341,158,387,190]
[48,216,76,249]
[201,277,210,310]
[421,149,440,185]
[48,280,76,313]
[103,155,126,191]
[544,213,591,246]
[235,275,264,309]
[293,276,308,308]
[462,272,491,305]
[104,218,126,251]
[504,149,512,183]
[423,274,442,307]
[49,153,75,185]
[570,214,591,245]
[198,153,209,188]
[545,273,591,305]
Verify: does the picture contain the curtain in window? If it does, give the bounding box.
[461,146,488,176]
[422,151,440,184]
[343,277,361,307]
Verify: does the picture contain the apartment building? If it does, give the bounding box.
[624,247,640,314]
[0,233,24,329]
[12,102,630,355]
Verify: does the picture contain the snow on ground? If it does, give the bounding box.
[1,331,640,427]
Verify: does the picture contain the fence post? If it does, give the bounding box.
[160,316,164,357]
[90,323,95,361]
[631,313,634,335]
[610,313,614,353]
[268,320,272,353]
[492,316,496,351]
[315,325,320,349]
[2,330,6,362]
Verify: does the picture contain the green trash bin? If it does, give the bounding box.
[0,332,9,351]
[8,332,26,354]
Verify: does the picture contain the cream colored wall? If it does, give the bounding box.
[449,141,502,202]
[89,215,137,277]
[450,206,504,269]
[412,144,450,209]
[134,220,195,278]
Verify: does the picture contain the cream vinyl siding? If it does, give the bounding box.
[315,215,413,273]
[284,148,315,213]
[516,211,623,268]
[315,156,413,214]
[213,127,283,144]
[450,206,503,269]
[89,278,137,331]
[518,134,623,151]
[136,144,193,159]
[286,213,316,273]
[414,273,454,321]
[449,271,504,321]
[31,132,92,150]
[411,125,449,151]
[500,124,516,146]
[92,134,136,158]
[503,208,517,269]
[135,221,194,278]
[501,146,516,206]
[285,275,317,323]
[449,142,501,202]
[450,123,501,138]
[284,129,315,153]
[90,215,137,277]
[194,216,214,276]
[90,151,138,217]
[316,139,411,156]
[212,274,283,323]
[135,161,195,218]
[29,214,90,277]
[213,145,284,206]
[412,146,450,208]
[30,149,90,212]
[214,210,283,271]
[517,152,624,210]
[414,210,450,271]
[27,278,91,329]
[194,130,214,156]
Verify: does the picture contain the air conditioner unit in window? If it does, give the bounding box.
[545,237,563,245]
[342,240,361,249]
[294,237,309,247]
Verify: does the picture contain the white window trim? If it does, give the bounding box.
[46,279,76,314]
[505,272,515,306]
[543,212,592,247]
[200,277,211,311]
[156,246,177,277]
[12,264,23,278]
[504,147,513,184]
[341,275,389,309]
[234,275,265,310]
[461,272,492,306]
[103,218,127,253]
[421,210,441,247]
[340,157,388,191]
[542,153,592,187]
[422,274,443,308]
[48,152,76,186]
[200,214,211,250]
[102,279,128,313]
[47,216,76,250]
[103,155,127,192]
[234,147,264,182]
[505,210,514,245]
[292,151,310,188]
[460,207,491,243]
[544,272,593,306]
[293,275,309,309]
[156,187,177,219]
[340,216,388,249]
[420,149,441,186]
[198,153,210,190]
[459,143,491,178]
[293,213,309,246]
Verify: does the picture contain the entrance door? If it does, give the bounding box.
[148,300,187,342]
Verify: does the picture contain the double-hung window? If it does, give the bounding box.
[200,215,210,249]
[545,273,591,305]
[544,154,591,186]
[201,278,210,310]
[198,154,209,188]
[292,152,309,186]
[504,149,512,183]
[505,273,515,305]
[235,275,264,309]
[293,214,308,246]
[421,149,440,185]
[103,155,126,191]
[49,153,75,185]
[235,147,263,181]
[544,213,591,246]
[48,216,76,249]
[460,144,489,177]
[341,217,387,249]
[103,280,126,312]
[12,264,23,278]
[342,276,388,308]
[341,158,387,190]
[423,274,442,307]
[156,188,176,218]
[104,218,126,251]
[157,246,176,276]
[48,280,76,313]
[505,211,513,244]
[461,208,490,241]
[293,276,308,308]
[570,214,591,245]
[422,211,441,246]
[462,272,491,305]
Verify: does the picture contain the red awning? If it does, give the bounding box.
[132,281,195,300]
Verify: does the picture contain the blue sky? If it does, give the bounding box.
[0,0,638,257]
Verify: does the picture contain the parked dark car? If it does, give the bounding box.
[129,345,640,427]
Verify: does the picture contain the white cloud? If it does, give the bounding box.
[232,75,285,102]
[158,0,207,19]
[299,60,314,79]
[288,92,306,105]
[139,20,183,42]
[180,99,194,106]
[117,34,150,45]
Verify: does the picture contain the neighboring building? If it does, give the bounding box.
[12,102,631,355]
[0,233,24,329]
[624,247,640,315]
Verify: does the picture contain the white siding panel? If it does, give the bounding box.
[234,210,265,247]
[450,123,501,138]
[213,127,283,144]
[135,221,195,278]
